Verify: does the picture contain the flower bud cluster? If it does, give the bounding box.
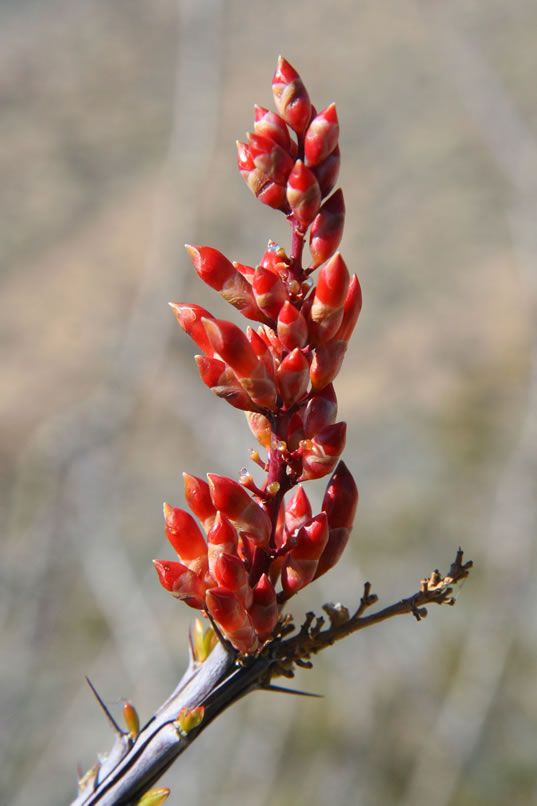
[155,58,360,655]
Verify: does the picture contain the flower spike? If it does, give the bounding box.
[161,57,361,653]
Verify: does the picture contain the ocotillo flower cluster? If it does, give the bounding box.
[154,57,361,655]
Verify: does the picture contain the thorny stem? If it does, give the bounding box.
[72,550,471,806]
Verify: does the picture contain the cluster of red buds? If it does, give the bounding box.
[154,57,361,655]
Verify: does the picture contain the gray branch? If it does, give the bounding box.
[72,550,471,806]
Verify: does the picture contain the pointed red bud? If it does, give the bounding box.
[247,132,294,186]
[284,485,312,536]
[310,253,350,342]
[183,473,216,533]
[195,355,260,412]
[303,384,338,437]
[310,339,347,391]
[277,301,308,351]
[299,422,347,481]
[169,303,215,356]
[237,139,255,172]
[246,327,276,375]
[309,189,345,269]
[203,319,259,378]
[208,474,272,547]
[313,145,340,198]
[213,552,253,609]
[272,56,312,135]
[321,460,358,529]
[276,348,310,408]
[249,574,279,640]
[252,266,288,320]
[153,559,207,610]
[257,324,282,360]
[254,105,294,153]
[314,527,350,579]
[186,245,266,324]
[281,512,329,595]
[207,512,239,575]
[233,260,256,283]
[237,142,289,212]
[286,160,322,230]
[259,240,291,274]
[314,253,348,314]
[185,244,235,291]
[202,318,277,409]
[334,274,362,342]
[163,503,208,576]
[205,588,259,654]
[304,103,340,167]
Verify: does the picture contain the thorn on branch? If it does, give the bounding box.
[85,676,123,736]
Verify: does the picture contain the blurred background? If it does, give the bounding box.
[2,1,537,804]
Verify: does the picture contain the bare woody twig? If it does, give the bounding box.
[73,549,471,806]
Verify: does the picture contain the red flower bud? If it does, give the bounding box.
[207,512,239,575]
[237,141,289,212]
[249,574,279,640]
[205,588,259,654]
[202,318,277,409]
[254,105,294,154]
[286,160,322,231]
[252,266,288,320]
[259,240,291,274]
[185,244,235,291]
[314,527,350,579]
[299,422,347,481]
[313,145,340,197]
[284,485,312,536]
[213,552,253,609]
[309,189,345,269]
[163,503,208,578]
[185,245,266,324]
[153,559,207,610]
[281,512,329,595]
[246,326,275,372]
[277,301,308,351]
[303,383,338,437]
[276,348,310,408]
[304,103,340,168]
[183,473,216,533]
[169,303,215,357]
[195,355,261,413]
[208,474,272,547]
[233,260,256,283]
[334,274,362,343]
[321,460,358,529]
[309,253,350,342]
[272,56,312,135]
[247,132,294,186]
[257,324,283,360]
[310,339,347,391]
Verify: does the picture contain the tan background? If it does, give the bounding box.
[2,1,537,804]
